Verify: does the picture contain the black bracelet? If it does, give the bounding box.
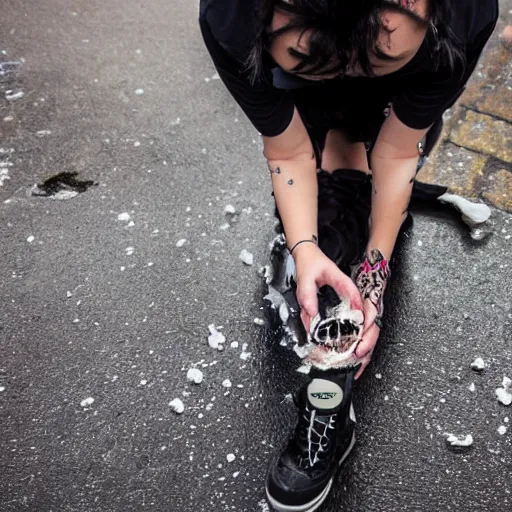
[289,239,317,254]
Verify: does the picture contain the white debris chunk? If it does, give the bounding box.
[219,222,230,230]
[117,212,131,221]
[498,425,507,435]
[222,379,232,388]
[469,382,476,392]
[5,90,24,101]
[226,453,236,462]
[224,204,236,214]
[496,377,512,406]
[445,434,473,448]
[471,357,485,372]
[257,499,270,512]
[187,368,204,385]
[27,236,34,243]
[279,303,289,324]
[239,249,254,266]
[80,397,94,407]
[375,373,383,380]
[176,238,186,248]
[125,247,134,255]
[135,88,144,95]
[230,341,239,349]
[36,130,52,137]
[169,398,185,414]
[240,343,252,361]
[208,324,226,350]
[253,317,265,326]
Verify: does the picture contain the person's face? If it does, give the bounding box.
[269,7,428,79]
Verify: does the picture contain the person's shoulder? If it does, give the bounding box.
[200,0,259,63]
[451,0,499,41]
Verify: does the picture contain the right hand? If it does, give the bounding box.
[293,243,363,333]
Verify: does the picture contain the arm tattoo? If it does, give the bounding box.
[287,179,293,185]
[267,163,281,175]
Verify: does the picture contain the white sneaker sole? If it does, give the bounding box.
[265,430,356,512]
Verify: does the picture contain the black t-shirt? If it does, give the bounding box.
[200,0,498,136]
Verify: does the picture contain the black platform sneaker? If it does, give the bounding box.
[266,371,357,512]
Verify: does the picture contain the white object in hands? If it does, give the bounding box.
[303,297,364,370]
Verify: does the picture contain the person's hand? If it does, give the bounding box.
[354,299,380,379]
[293,243,362,333]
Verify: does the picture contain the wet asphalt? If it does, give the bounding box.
[0,1,511,511]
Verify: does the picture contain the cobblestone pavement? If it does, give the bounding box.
[421,2,512,212]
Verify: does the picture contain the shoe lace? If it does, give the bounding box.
[297,404,336,468]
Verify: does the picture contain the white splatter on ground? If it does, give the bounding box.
[471,357,485,371]
[498,425,507,435]
[0,386,5,392]
[80,397,94,407]
[135,88,144,95]
[222,379,232,388]
[176,238,186,247]
[445,434,473,447]
[5,90,24,101]
[186,368,203,384]
[208,324,225,350]
[125,247,134,255]
[257,499,270,512]
[239,249,254,266]
[224,204,236,214]
[240,343,252,361]
[169,398,184,414]
[469,382,476,392]
[26,236,34,243]
[0,168,10,186]
[495,377,512,406]
[226,453,235,462]
[230,341,239,349]
[117,212,131,221]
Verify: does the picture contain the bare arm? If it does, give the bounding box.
[368,108,430,259]
[264,107,362,326]
[263,107,318,249]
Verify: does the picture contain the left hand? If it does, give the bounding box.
[354,297,381,380]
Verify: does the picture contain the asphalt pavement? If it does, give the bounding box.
[1,1,511,511]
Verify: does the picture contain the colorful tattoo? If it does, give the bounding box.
[354,249,390,320]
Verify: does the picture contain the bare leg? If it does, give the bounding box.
[320,129,371,174]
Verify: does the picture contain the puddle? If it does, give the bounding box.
[29,172,98,200]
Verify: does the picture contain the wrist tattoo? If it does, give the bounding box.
[354,249,390,319]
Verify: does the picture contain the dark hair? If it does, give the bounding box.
[247,0,464,82]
